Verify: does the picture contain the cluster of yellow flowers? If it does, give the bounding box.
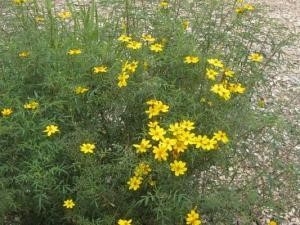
[57,10,72,20]
[127,99,229,191]
[116,208,202,225]
[248,52,264,62]
[118,34,164,53]
[117,60,139,87]
[204,58,246,100]
[235,3,255,14]
[12,0,27,5]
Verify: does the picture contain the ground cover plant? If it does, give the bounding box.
[0,0,297,224]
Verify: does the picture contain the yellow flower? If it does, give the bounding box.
[122,61,138,73]
[228,83,246,94]
[35,16,45,23]
[268,220,278,225]
[118,34,132,43]
[93,65,108,74]
[141,34,156,43]
[184,56,200,64]
[170,160,187,176]
[186,209,202,225]
[18,51,30,58]
[195,136,217,151]
[57,10,72,20]
[63,199,75,209]
[126,41,142,50]
[118,219,133,225]
[133,139,152,153]
[148,121,159,128]
[211,83,231,100]
[244,3,255,11]
[153,143,169,161]
[206,68,218,80]
[248,53,264,62]
[180,120,195,131]
[134,162,151,176]
[23,101,39,110]
[127,176,142,191]
[148,125,166,141]
[159,0,169,8]
[43,125,59,136]
[67,49,82,55]
[213,130,229,144]
[80,143,95,154]
[160,137,176,151]
[150,43,164,53]
[176,131,195,146]
[223,68,235,77]
[207,58,224,68]
[182,20,190,30]
[1,108,13,117]
[12,0,27,5]
[145,100,169,118]
[117,72,130,88]
[74,86,89,94]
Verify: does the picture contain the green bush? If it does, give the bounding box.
[0,0,295,224]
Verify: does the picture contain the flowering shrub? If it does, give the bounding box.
[0,0,294,224]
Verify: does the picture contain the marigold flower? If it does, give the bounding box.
[126,41,142,50]
[24,101,39,110]
[63,199,75,209]
[127,176,142,191]
[153,143,169,161]
[12,0,27,5]
[213,130,229,144]
[93,65,108,74]
[211,83,231,100]
[206,68,218,80]
[149,125,166,141]
[194,135,216,151]
[148,121,159,128]
[160,138,176,151]
[118,219,133,225]
[150,43,164,53]
[207,58,224,68]
[117,72,130,88]
[182,20,190,30]
[145,100,169,118]
[134,162,151,176]
[122,61,138,73]
[159,0,169,8]
[170,160,187,176]
[43,124,59,136]
[228,83,246,94]
[35,16,45,23]
[67,48,82,55]
[57,10,72,20]
[80,143,95,154]
[74,86,89,94]
[18,51,30,58]
[248,53,264,62]
[173,140,188,154]
[184,56,200,64]
[141,34,156,43]
[118,34,132,43]
[1,108,13,117]
[133,139,152,153]
[186,209,202,225]
[168,122,185,137]
[223,68,235,77]
[268,220,278,225]
[180,120,195,131]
